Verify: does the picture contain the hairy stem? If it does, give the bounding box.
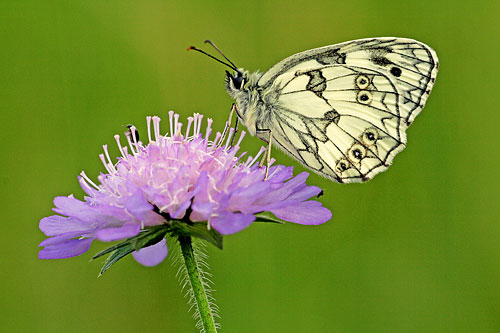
[178,235,218,333]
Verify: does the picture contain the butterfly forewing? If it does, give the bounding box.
[255,37,438,183]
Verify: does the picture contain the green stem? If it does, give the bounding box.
[178,235,218,333]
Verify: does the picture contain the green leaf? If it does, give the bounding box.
[187,222,223,250]
[98,245,134,276]
[92,224,169,276]
[92,224,168,260]
[92,220,223,276]
[91,239,130,261]
[168,221,223,250]
[254,212,286,224]
[130,225,169,250]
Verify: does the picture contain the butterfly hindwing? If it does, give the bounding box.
[255,37,438,183]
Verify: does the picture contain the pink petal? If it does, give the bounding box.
[39,238,93,259]
[39,232,90,246]
[132,238,168,266]
[171,198,193,219]
[53,196,103,222]
[287,185,323,201]
[191,201,214,222]
[39,215,94,236]
[210,211,255,235]
[124,183,154,219]
[228,182,271,209]
[270,201,331,225]
[95,223,141,241]
[257,172,309,205]
[266,166,294,183]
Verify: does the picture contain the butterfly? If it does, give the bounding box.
[189,37,439,183]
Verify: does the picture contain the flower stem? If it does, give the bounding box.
[178,235,218,333]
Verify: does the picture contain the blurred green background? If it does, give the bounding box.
[1,0,499,332]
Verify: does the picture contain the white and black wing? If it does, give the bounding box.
[257,37,438,183]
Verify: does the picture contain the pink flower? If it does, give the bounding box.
[39,112,331,266]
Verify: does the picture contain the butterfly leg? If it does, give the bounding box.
[218,104,235,146]
[256,128,273,180]
[218,104,239,147]
[263,133,273,180]
[230,115,239,147]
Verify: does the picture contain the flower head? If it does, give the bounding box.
[39,112,331,266]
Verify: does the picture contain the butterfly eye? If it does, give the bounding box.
[225,70,244,89]
[348,144,366,161]
[232,75,244,89]
[357,90,372,104]
[335,159,351,174]
[355,75,370,89]
[362,129,379,144]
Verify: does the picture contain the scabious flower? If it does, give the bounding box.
[39,112,331,266]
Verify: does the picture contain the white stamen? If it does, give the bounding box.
[196,114,204,136]
[168,110,174,137]
[193,113,200,136]
[195,113,201,134]
[237,151,247,159]
[211,132,221,148]
[125,132,137,156]
[267,162,281,179]
[129,125,139,147]
[152,116,161,142]
[174,113,179,135]
[185,116,194,138]
[248,146,267,167]
[175,122,183,137]
[113,136,127,161]
[78,175,97,193]
[225,127,235,150]
[244,155,253,166]
[102,144,116,171]
[80,171,99,189]
[234,151,247,163]
[192,113,199,136]
[218,121,229,146]
[158,204,170,213]
[205,118,213,140]
[146,116,152,143]
[235,130,246,148]
[99,154,114,174]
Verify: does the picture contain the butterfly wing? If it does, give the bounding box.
[256,37,438,183]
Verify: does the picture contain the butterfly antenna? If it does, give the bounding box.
[204,40,239,71]
[187,45,238,72]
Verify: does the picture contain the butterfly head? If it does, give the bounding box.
[187,41,260,132]
[225,69,247,90]
[224,69,261,107]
